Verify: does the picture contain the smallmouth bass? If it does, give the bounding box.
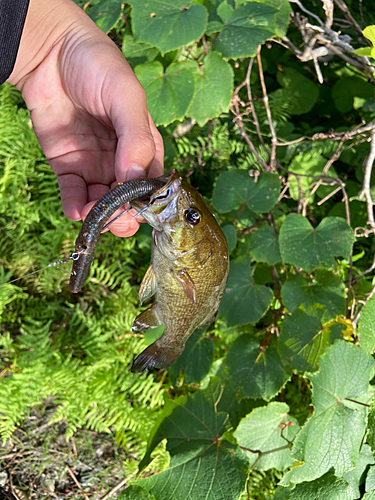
[130,170,229,372]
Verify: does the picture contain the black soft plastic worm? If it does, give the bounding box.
[69,172,173,293]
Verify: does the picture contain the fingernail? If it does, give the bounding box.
[125,165,147,181]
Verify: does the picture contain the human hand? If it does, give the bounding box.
[8,0,164,237]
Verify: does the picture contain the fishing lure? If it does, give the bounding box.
[69,171,174,293]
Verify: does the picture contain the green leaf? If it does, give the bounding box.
[287,153,337,202]
[339,444,375,498]
[358,294,375,354]
[248,225,281,265]
[225,335,290,400]
[354,47,373,57]
[219,257,273,326]
[289,472,354,500]
[366,465,375,492]
[119,485,157,500]
[364,492,375,500]
[167,329,214,385]
[281,271,346,322]
[212,2,277,59]
[122,35,159,66]
[234,402,300,470]
[187,52,233,126]
[332,77,374,114]
[257,0,292,37]
[282,340,375,484]
[212,170,280,214]
[276,68,319,115]
[279,214,355,273]
[279,309,342,372]
[363,26,375,47]
[222,223,237,253]
[137,381,248,500]
[89,0,122,33]
[129,0,208,54]
[135,61,195,126]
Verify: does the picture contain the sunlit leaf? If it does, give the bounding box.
[129,0,208,54]
[234,402,299,470]
[135,61,195,126]
[281,341,375,485]
[187,52,233,126]
[358,294,375,354]
[279,214,355,273]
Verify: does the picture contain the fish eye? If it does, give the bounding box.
[184,208,201,225]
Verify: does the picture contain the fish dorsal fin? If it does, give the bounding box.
[139,264,156,304]
[175,269,196,304]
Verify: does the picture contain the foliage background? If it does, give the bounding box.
[2,0,375,498]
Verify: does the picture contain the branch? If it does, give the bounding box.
[359,130,375,231]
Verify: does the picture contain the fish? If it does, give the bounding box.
[130,170,229,372]
[69,172,174,293]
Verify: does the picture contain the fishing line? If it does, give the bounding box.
[0,249,85,288]
[2,199,154,287]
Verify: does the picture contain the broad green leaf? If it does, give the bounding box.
[257,0,291,37]
[248,225,281,265]
[366,400,375,454]
[212,170,280,214]
[135,62,195,126]
[272,485,293,499]
[332,77,374,114]
[287,153,337,202]
[281,271,346,322]
[168,329,214,385]
[122,35,159,66]
[279,214,355,273]
[354,47,373,57]
[358,294,375,354]
[276,67,319,115]
[137,381,248,500]
[187,52,233,126]
[279,309,342,372]
[225,335,290,400]
[289,473,354,500]
[89,0,122,33]
[339,444,375,498]
[234,402,300,470]
[119,485,157,500]
[129,0,208,54]
[364,493,375,500]
[222,223,237,253]
[212,2,277,59]
[363,26,375,47]
[219,257,273,326]
[366,465,375,492]
[282,341,375,484]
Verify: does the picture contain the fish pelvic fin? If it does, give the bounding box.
[131,341,184,372]
[132,303,160,333]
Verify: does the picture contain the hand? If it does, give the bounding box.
[8,0,164,237]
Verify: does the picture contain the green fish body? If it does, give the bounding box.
[131,170,229,372]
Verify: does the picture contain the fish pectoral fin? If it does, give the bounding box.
[132,303,160,333]
[175,269,196,304]
[131,340,184,372]
[139,264,157,305]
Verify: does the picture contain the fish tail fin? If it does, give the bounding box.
[131,341,184,373]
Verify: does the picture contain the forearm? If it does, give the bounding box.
[7,0,108,89]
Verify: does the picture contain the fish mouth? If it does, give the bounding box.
[131,170,181,228]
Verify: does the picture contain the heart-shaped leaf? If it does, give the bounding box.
[129,0,208,54]
[279,214,355,273]
[135,62,195,126]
